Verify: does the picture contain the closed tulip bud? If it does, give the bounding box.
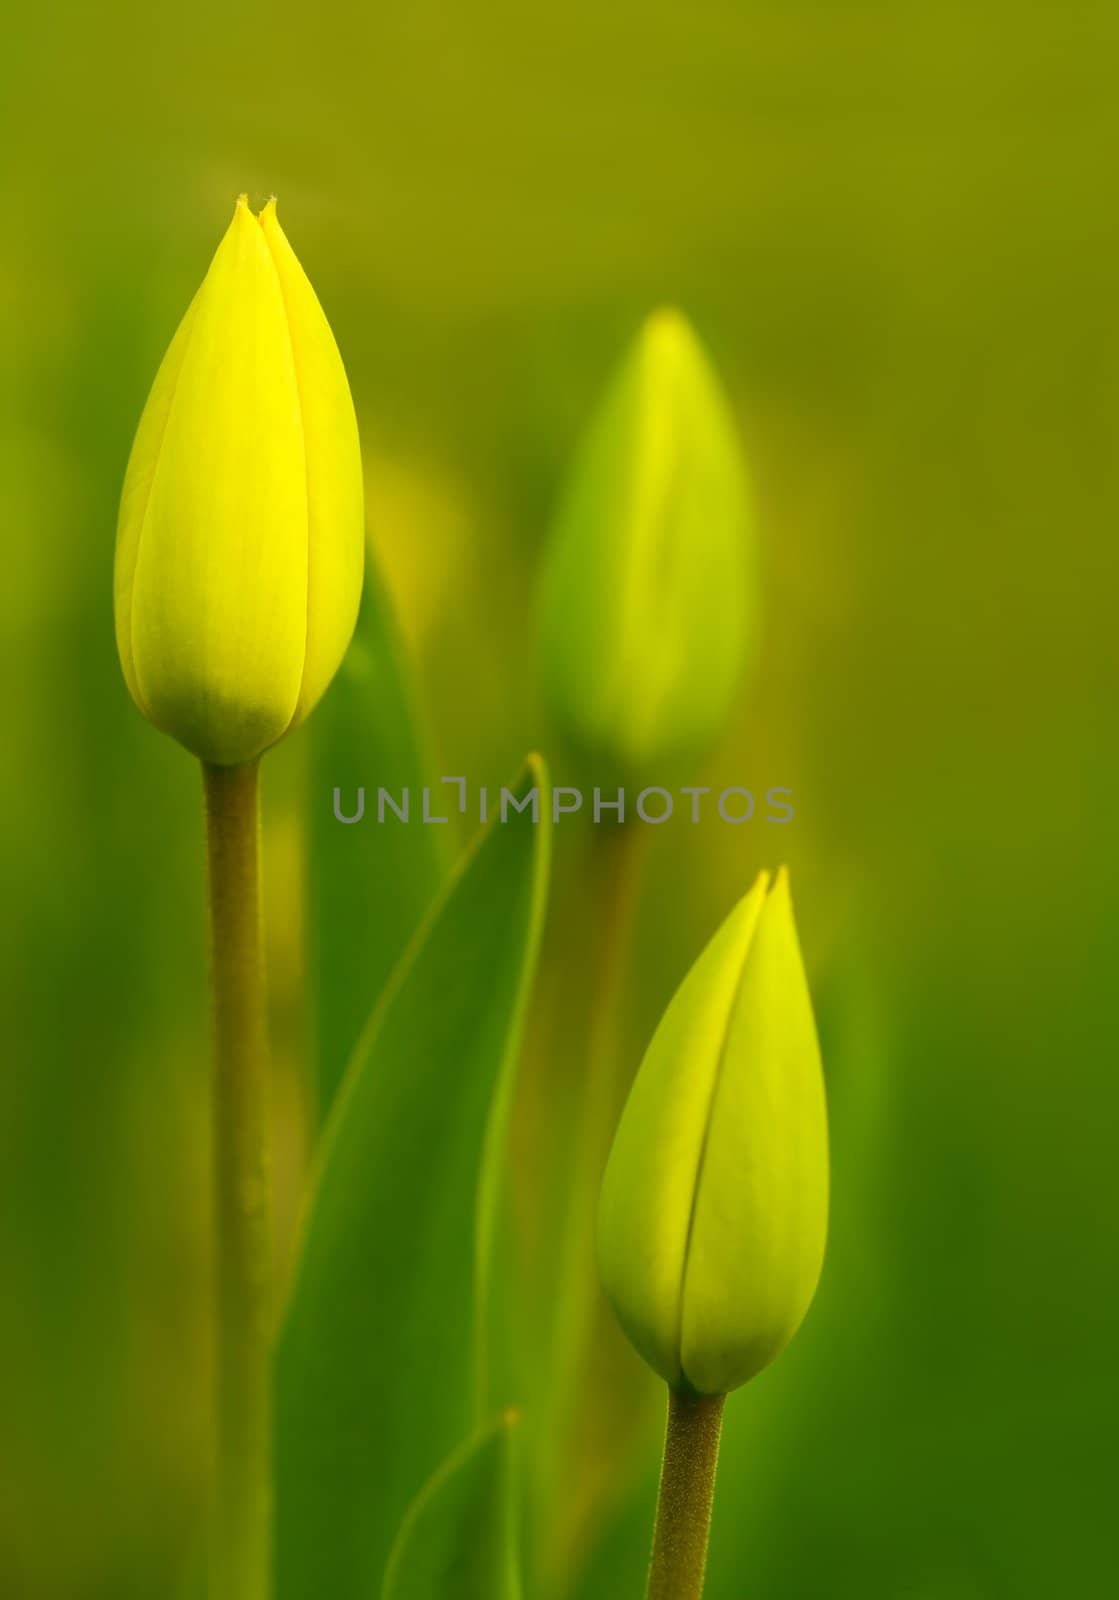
[597,869,828,1396]
[539,309,754,781]
[115,196,364,766]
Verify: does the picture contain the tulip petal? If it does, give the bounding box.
[680,869,829,1394]
[541,308,752,779]
[258,200,364,726]
[114,290,200,713]
[129,196,308,764]
[596,875,770,1386]
[598,870,828,1395]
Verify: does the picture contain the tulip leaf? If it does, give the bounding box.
[275,758,552,1600]
[381,1414,523,1600]
[308,552,450,1117]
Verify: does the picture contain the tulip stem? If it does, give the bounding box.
[647,1388,726,1600]
[203,759,272,1600]
[537,821,647,1574]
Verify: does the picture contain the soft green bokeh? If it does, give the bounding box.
[382,1415,523,1600]
[539,309,752,782]
[2,2,1117,1597]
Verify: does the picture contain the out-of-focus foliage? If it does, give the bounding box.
[382,1414,523,1600]
[539,309,752,782]
[2,2,1118,1597]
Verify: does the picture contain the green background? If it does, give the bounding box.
[2,2,1117,1595]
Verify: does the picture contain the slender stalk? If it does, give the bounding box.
[203,759,272,1600]
[538,822,646,1580]
[647,1389,726,1600]
[575,821,646,1226]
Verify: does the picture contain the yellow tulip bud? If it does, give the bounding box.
[597,869,828,1395]
[539,309,753,781]
[115,196,364,766]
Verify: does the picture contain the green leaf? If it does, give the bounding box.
[275,758,552,1600]
[381,1414,523,1600]
[308,550,450,1118]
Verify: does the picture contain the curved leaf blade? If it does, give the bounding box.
[309,549,449,1117]
[381,1414,523,1600]
[275,758,552,1600]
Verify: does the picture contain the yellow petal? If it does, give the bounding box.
[596,875,770,1386]
[114,288,200,713]
[680,869,829,1394]
[597,869,828,1394]
[258,199,364,725]
[540,308,754,780]
[128,196,308,764]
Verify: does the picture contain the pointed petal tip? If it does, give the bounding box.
[744,866,772,902]
[644,304,691,340]
[256,198,289,257]
[642,304,704,366]
[761,865,800,941]
[229,193,262,238]
[721,869,771,957]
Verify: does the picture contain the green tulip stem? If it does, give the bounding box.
[584,820,646,1184]
[557,822,644,1329]
[647,1388,726,1600]
[537,821,647,1579]
[203,759,272,1600]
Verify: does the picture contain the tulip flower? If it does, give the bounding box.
[115,194,364,767]
[539,308,754,782]
[113,196,364,1600]
[598,868,827,1598]
[598,867,828,1398]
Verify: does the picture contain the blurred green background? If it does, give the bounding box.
[3,1,1117,1595]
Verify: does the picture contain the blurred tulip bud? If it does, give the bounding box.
[539,309,754,781]
[597,869,828,1395]
[115,196,364,765]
